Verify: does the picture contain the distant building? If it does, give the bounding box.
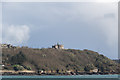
[52,43,64,49]
[0,43,20,49]
[0,44,12,48]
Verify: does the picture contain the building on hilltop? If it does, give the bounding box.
[0,43,20,49]
[52,43,64,49]
[0,44,12,48]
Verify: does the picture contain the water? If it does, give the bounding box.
[1,75,120,80]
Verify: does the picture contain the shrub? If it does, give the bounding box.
[84,64,95,71]
[10,51,26,65]
[13,65,24,71]
[24,66,32,70]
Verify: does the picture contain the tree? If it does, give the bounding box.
[10,51,26,65]
[13,65,24,71]
[84,64,95,72]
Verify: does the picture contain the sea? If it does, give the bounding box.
[1,75,120,80]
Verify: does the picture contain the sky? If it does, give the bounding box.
[1,2,118,59]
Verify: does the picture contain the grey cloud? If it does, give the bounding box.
[104,13,115,18]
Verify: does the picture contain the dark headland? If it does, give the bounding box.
[1,43,120,75]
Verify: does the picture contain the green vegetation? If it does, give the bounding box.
[2,48,120,73]
[13,64,24,71]
[10,51,26,65]
[84,64,95,71]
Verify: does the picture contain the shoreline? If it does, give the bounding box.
[2,73,120,76]
[1,70,119,76]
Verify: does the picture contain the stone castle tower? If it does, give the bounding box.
[52,43,64,49]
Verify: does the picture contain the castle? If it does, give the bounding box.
[0,44,20,49]
[52,43,64,49]
[0,44,13,48]
[0,43,64,49]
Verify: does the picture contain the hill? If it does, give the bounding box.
[113,59,120,64]
[2,47,120,74]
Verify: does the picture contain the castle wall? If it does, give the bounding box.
[52,44,64,49]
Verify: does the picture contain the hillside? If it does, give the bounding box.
[113,59,120,64]
[2,47,120,74]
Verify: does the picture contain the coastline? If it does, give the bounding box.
[1,70,119,76]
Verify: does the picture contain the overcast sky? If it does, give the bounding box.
[1,2,118,59]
